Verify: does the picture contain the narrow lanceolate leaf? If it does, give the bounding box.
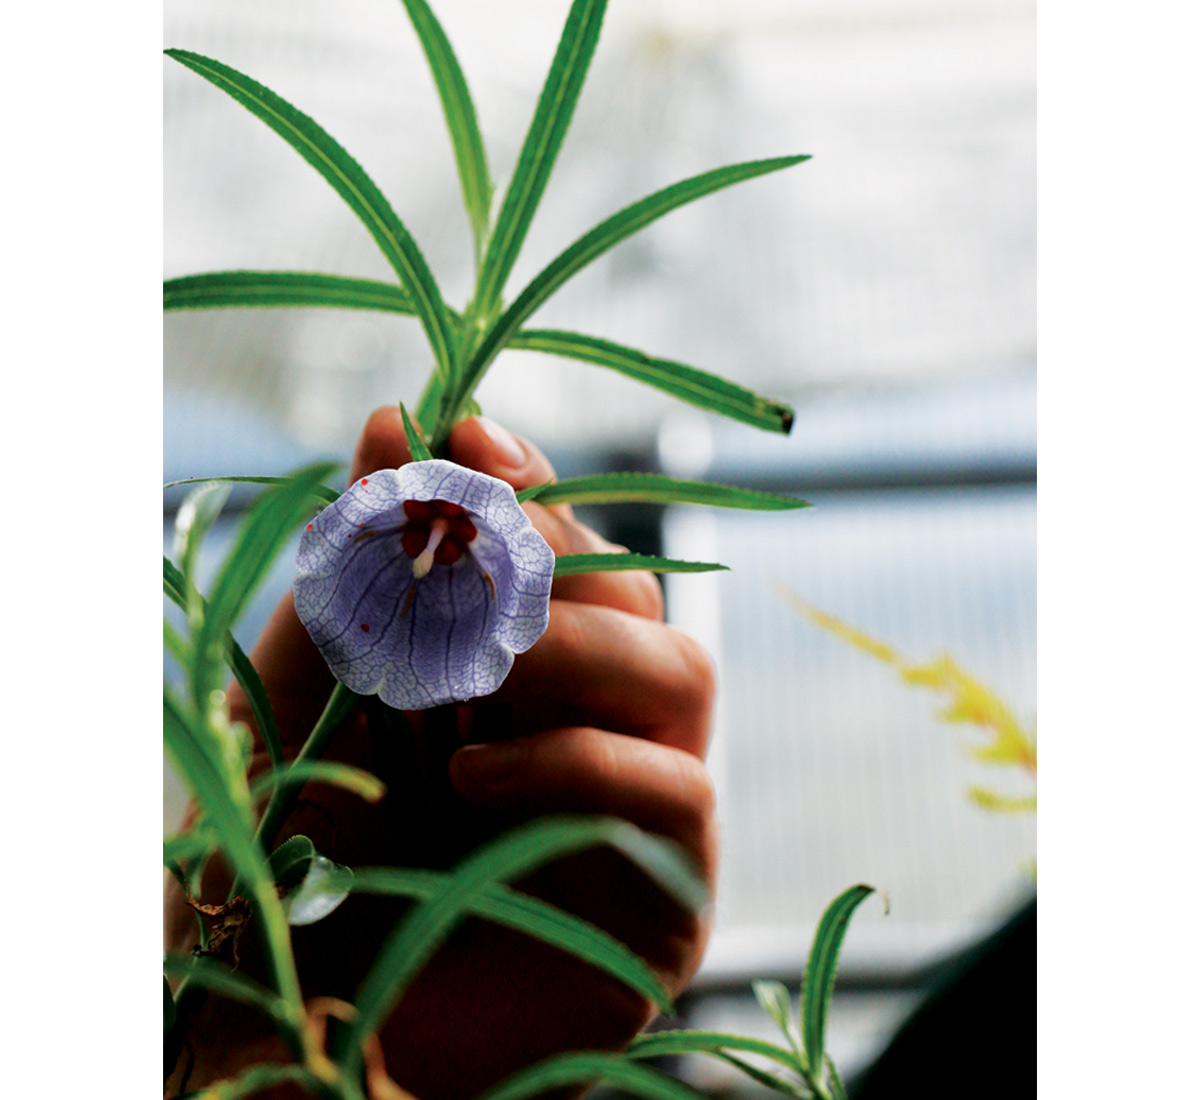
[174,482,231,614]
[475,0,608,315]
[250,761,386,806]
[343,817,706,1074]
[554,553,728,577]
[162,955,295,1029]
[163,271,419,316]
[165,474,340,505]
[510,329,796,434]
[349,866,673,1012]
[718,1053,808,1097]
[164,556,285,770]
[165,50,457,385]
[478,1052,709,1100]
[399,402,434,461]
[193,462,339,706]
[456,154,809,418]
[523,473,807,510]
[753,979,803,1062]
[399,0,493,258]
[801,884,876,1077]
[627,1030,804,1075]
[825,1055,849,1100]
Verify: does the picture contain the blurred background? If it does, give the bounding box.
[164,0,1035,1092]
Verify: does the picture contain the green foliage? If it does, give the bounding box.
[397,0,493,260]
[519,472,807,510]
[553,553,728,577]
[476,1051,710,1100]
[338,816,707,1075]
[163,270,420,316]
[474,0,608,318]
[800,885,877,1086]
[348,866,675,1012]
[165,49,458,389]
[399,401,434,462]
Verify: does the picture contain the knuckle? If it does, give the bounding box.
[669,750,718,838]
[670,629,718,718]
[631,572,665,620]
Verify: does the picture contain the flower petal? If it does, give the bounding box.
[295,460,554,708]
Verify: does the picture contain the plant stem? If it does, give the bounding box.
[253,682,359,855]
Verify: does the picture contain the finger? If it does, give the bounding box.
[449,727,719,877]
[473,601,715,758]
[350,404,416,483]
[448,417,663,620]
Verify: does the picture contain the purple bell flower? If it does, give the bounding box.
[294,459,555,709]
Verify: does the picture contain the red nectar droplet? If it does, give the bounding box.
[361,623,370,633]
[361,478,369,486]
[306,523,313,531]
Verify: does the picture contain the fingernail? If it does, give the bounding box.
[476,417,527,469]
[454,739,526,784]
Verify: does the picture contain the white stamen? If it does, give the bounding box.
[411,517,450,579]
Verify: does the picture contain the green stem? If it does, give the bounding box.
[252,682,359,855]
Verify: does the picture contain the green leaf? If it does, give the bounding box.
[281,854,353,927]
[174,482,231,608]
[753,980,805,1066]
[163,270,419,316]
[800,884,876,1079]
[515,480,556,504]
[627,1030,804,1075]
[253,683,359,853]
[162,954,296,1029]
[825,1055,849,1100]
[163,691,257,873]
[164,976,176,1034]
[523,473,807,510]
[477,1051,709,1100]
[164,474,341,505]
[553,553,728,577]
[164,691,307,1015]
[192,463,338,708]
[251,760,386,806]
[164,829,216,870]
[398,0,493,259]
[454,153,809,423]
[163,618,190,673]
[717,1053,809,1096]
[509,329,796,434]
[474,0,607,315]
[341,816,706,1073]
[349,866,673,1012]
[165,50,457,386]
[164,556,285,771]
[267,835,316,892]
[224,638,284,771]
[400,401,434,462]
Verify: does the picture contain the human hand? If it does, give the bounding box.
[164,408,719,1100]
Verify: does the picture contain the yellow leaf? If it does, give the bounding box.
[967,787,1037,814]
[772,581,901,666]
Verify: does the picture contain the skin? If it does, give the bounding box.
[164,409,719,1099]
